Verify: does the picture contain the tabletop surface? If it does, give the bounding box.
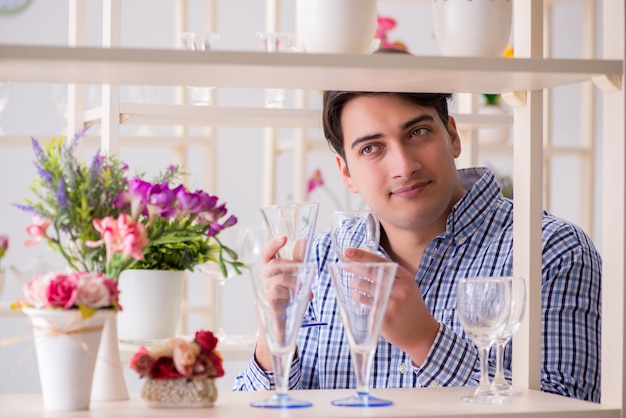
[0,387,620,418]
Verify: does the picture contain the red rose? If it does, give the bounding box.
[149,357,184,380]
[192,350,224,379]
[194,330,218,352]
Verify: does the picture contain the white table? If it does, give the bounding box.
[0,388,619,418]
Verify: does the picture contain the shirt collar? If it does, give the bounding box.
[445,167,503,244]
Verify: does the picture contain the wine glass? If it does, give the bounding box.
[456,276,512,404]
[197,226,248,342]
[330,210,380,260]
[248,261,317,408]
[491,276,527,396]
[0,82,10,134]
[181,32,221,106]
[260,202,323,327]
[328,261,398,407]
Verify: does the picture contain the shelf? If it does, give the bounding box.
[0,45,621,94]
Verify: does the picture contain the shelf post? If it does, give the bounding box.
[511,0,543,393]
[600,0,626,409]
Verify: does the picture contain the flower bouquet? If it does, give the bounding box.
[16,130,242,279]
[129,329,224,408]
[10,271,122,411]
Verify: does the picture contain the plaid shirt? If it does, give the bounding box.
[233,167,601,402]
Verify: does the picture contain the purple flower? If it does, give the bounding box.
[146,183,177,219]
[176,188,208,215]
[30,137,45,162]
[57,177,69,209]
[34,162,53,186]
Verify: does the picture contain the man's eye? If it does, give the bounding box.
[410,127,429,137]
[361,144,377,155]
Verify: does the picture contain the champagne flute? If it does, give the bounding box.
[328,261,398,407]
[249,261,317,408]
[456,277,511,404]
[330,210,380,261]
[260,202,324,327]
[491,276,527,396]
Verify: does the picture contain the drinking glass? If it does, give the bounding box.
[328,261,398,407]
[197,226,248,342]
[248,261,317,408]
[255,32,294,108]
[260,202,319,261]
[330,210,380,261]
[181,32,221,105]
[260,202,324,327]
[491,276,527,396]
[456,277,511,404]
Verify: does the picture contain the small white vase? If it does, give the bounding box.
[116,269,186,342]
[90,314,129,402]
[24,308,112,411]
[432,0,513,57]
[296,0,378,54]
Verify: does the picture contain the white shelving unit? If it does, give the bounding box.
[0,1,624,416]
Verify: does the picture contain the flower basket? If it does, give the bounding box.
[141,377,218,408]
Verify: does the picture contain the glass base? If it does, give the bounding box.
[250,393,312,409]
[331,392,393,407]
[492,383,524,397]
[461,389,508,404]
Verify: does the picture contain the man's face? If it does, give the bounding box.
[337,94,464,232]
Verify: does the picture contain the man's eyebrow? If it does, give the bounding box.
[401,114,436,131]
[349,114,437,150]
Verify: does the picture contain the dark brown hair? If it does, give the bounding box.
[321,48,453,160]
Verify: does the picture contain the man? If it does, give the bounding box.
[234,90,601,402]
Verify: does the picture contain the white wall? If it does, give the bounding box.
[0,0,598,393]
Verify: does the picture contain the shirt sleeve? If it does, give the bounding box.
[232,348,303,391]
[411,322,479,387]
[540,225,601,402]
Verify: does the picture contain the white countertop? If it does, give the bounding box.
[0,388,618,418]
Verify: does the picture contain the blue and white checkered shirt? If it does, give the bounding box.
[233,167,601,402]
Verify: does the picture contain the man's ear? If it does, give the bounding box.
[336,154,358,193]
[448,116,462,158]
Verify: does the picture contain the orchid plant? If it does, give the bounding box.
[16,129,242,280]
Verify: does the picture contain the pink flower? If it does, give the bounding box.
[87,213,149,263]
[172,338,201,377]
[75,272,112,309]
[307,169,324,196]
[46,273,79,309]
[24,215,52,247]
[129,345,155,377]
[21,273,53,308]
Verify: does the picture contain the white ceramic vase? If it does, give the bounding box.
[116,269,186,342]
[296,0,378,54]
[432,0,513,57]
[23,307,112,411]
[90,314,129,402]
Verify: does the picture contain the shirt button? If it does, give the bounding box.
[429,381,440,388]
[457,237,466,245]
[398,363,408,374]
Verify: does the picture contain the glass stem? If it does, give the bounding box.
[352,349,375,395]
[271,351,291,396]
[493,340,507,387]
[477,345,492,394]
